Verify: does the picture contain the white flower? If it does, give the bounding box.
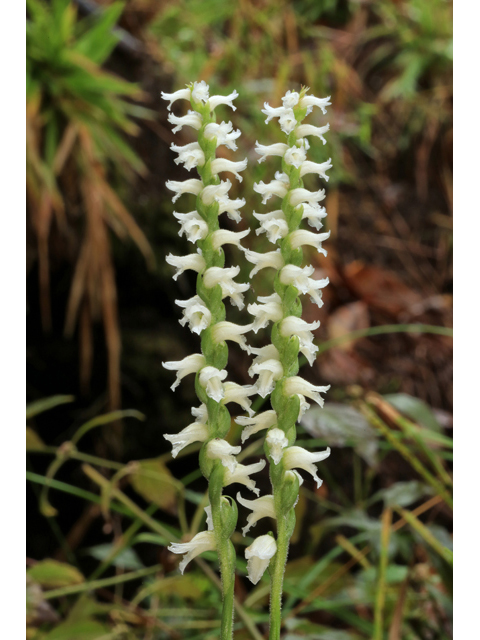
[171,142,205,171]
[256,215,289,244]
[253,178,289,204]
[255,142,288,163]
[284,376,330,408]
[200,179,246,223]
[283,445,331,488]
[280,316,320,366]
[192,403,208,423]
[261,103,287,123]
[289,229,330,256]
[175,295,211,335]
[284,143,308,168]
[222,382,256,416]
[289,187,326,208]
[191,80,210,104]
[167,110,202,133]
[166,178,203,203]
[237,493,276,536]
[249,343,280,367]
[297,394,311,419]
[266,428,289,464]
[173,211,208,243]
[224,460,266,496]
[161,87,191,111]
[208,89,239,112]
[216,195,246,223]
[243,248,284,278]
[211,158,248,182]
[279,109,297,134]
[299,159,333,181]
[300,203,327,230]
[207,439,241,473]
[201,179,232,205]
[212,321,253,352]
[279,264,329,307]
[295,123,330,145]
[282,90,300,109]
[162,353,205,391]
[166,251,206,281]
[247,293,283,332]
[168,530,216,574]
[211,229,250,251]
[250,359,284,398]
[198,366,228,402]
[203,266,249,309]
[245,535,277,584]
[204,121,241,150]
[253,209,287,233]
[164,421,209,458]
[299,94,332,114]
[236,410,278,443]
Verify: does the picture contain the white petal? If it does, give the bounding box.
[207,439,241,473]
[266,428,288,464]
[161,88,191,111]
[245,535,277,584]
[168,530,216,573]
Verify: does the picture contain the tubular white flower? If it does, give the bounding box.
[266,428,289,464]
[258,216,289,244]
[208,89,239,111]
[279,109,297,134]
[299,158,333,181]
[282,90,300,108]
[255,142,288,163]
[284,376,330,408]
[164,421,209,458]
[167,110,202,133]
[236,410,278,443]
[204,121,241,150]
[203,266,249,309]
[250,359,284,398]
[207,439,241,473]
[244,248,284,278]
[168,530,216,574]
[212,321,253,352]
[198,366,228,402]
[171,141,205,171]
[200,180,246,223]
[166,179,203,203]
[247,294,283,332]
[201,179,231,205]
[249,343,281,367]
[222,382,256,416]
[192,403,208,423]
[236,493,276,536]
[253,176,289,204]
[280,316,320,366]
[176,295,212,335]
[289,229,330,255]
[162,354,205,391]
[190,80,210,103]
[211,229,250,251]
[283,445,331,488]
[245,535,277,584]
[161,88,191,111]
[216,195,247,223]
[295,123,330,145]
[253,209,287,232]
[166,251,206,281]
[211,158,248,182]
[300,203,327,230]
[261,103,287,123]
[299,94,332,114]
[289,187,326,207]
[173,211,208,243]
[224,460,266,496]
[284,143,308,168]
[279,264,329,307]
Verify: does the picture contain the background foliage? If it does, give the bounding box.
[27,1,453,638]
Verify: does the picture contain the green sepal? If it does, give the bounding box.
[282,336,301,377]
[206,400,231,439]
[200,326,228,369]
[199,236,224,270]
[285,508,296,539]
[218,495,238,539]
[196,274,225,319]
[278,396,300,439]
[278,469,300,514]
[197,129,217,163]
[195,372,209,405]
[199,440,213,479]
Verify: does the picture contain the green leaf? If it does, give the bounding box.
[130,458,179,513]
[85,544,144,570]
[374,481,434,508]
[43,619,110,640]
[26,395,74,420]
[27,560,84,589]
[383,393,442,432]
[75,2,125,64]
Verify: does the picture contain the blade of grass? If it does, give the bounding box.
[374,507,392,640]
[393,506,453,565]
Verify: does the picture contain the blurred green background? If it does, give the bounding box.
[26,1,452,638]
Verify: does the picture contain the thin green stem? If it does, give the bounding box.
[269,515,289,640]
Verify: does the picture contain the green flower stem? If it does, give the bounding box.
[269,508,291,639]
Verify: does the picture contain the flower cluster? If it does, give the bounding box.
[238,87,332,600]
[160,83,263,591]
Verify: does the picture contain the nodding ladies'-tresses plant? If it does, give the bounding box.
[161,82,332,640]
